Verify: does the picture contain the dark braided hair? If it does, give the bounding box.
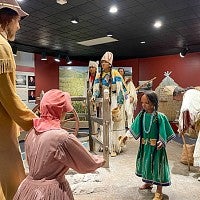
[88,70,97,93]
[144,91,159,111]
[99,65,103,98]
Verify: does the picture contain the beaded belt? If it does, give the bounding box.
[142,138,157,146]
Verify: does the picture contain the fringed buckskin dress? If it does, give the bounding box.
[0,33,36,200]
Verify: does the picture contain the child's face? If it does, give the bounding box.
[173,94,183,101]
[141,94,154,113]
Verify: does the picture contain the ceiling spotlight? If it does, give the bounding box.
[109,5,118,13]
[66,56,72,65]
[41,52,47,61]
[154,20,162,28]
[12,45,18,56]
[180,47,189,58]
[107,33,113,37]
[54,54,61,62]
[71,18,79,24]
[140,41,146,44]
[56,0,68,5]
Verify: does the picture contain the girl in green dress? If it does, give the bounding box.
[130,91,175,200]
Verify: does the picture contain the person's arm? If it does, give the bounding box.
[158,112,176,145]
[0,73,37,131]
[54,134,105,173]
[130,112,142,139]
[115,70,125,105]
[91,73,100,101]
[128,81,137,106]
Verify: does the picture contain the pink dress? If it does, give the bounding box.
[14,129,104,200]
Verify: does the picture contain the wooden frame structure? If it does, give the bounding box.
[87,89,111,168]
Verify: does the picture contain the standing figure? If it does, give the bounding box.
[118,68,137,137]
[83,61,99,107]
[84,61,99,135]
[130,91,175,200]
[87,61,98,94]
[0,1,37,199]
[13,89,105,200]
[173,86,200,177]
[92,52,127,157]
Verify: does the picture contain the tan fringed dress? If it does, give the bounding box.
[0,34,36,200]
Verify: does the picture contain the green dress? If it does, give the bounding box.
[130,111,175,186]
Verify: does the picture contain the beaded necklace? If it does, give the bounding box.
[143,111,155,134]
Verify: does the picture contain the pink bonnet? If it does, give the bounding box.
[33,89,73,133]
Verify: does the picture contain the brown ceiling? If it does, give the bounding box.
[11,0,200,60]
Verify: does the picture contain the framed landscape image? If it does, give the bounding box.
[138,80,153,92]
[16,75,26,87]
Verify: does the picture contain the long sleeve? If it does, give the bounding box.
[114,70,125,105]
[130,112,142,139]
[0,36,37,131]
[157,112,176,145]
[54,134,105,173]
[92,73,100,99]
[127,81,137,108]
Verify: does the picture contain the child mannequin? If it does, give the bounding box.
[14,89,105,200]
[130,91,175,200]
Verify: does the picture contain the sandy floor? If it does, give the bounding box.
[65,138,200,200]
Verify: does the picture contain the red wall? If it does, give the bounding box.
[114,52,200,115]
[35,54,87,97]
[138,52,200,90]
[35,52,200,98]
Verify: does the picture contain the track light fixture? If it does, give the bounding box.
[41,52,47,61]
[70,17,79,24]
[180,47,189,58]
[66,56,72,64]
[54,54,61,62]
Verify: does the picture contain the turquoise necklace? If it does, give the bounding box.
[143,112,155,134]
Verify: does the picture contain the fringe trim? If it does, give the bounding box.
[0,59,13,74]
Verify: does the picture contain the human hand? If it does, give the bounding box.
[130,97,134,103]
[82,102,86,109]
[157,141,163,150]
[101,159,106,167]
[118,104,122,109]
[90,96,95,103]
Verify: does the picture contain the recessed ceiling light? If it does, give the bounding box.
[154,20,162,28]
[140,41,146,44]
[109,5,118,13]
[71,18,79,24]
